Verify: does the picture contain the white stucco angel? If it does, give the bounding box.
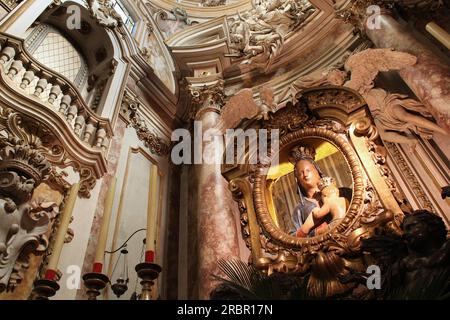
[344,48,447,146]
[229,0,314,71]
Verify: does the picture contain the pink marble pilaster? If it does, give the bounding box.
[366,13,450,133]
[194,110,240,300]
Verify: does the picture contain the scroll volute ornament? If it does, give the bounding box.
[0,136,56,292]
[223,87,402,297]
[0,109,69,293]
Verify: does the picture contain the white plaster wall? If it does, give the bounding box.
[53,169,102,300]
[0,7,8,21]
[1,0,54,38]
[102,126,168,300]
[106,151,151,300]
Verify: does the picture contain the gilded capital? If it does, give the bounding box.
[187,78,225,119]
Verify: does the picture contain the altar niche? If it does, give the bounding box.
[222,86,407,297]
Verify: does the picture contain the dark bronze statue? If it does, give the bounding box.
[442,186,450,199]
[342,210,450,299]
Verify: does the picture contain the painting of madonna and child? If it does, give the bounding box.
[268,139,353,238]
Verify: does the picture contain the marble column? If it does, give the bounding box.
[364,10,450,133]
[188,78,240,299]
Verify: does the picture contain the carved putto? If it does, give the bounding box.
[229,0,315,72]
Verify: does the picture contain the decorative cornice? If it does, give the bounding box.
[0,0,23,11]
[144,0,253,19]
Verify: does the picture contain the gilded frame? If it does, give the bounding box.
[253,127,365,248]
[222,86,406,296]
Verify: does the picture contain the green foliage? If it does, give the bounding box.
[211,259,315,300]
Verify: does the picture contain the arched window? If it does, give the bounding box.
[24,23,88,90]
[110,0,135,34]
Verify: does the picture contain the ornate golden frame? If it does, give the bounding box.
[253,127,365,248]
[222,86,406,297]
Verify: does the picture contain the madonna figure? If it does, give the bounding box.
[288,146,348,237]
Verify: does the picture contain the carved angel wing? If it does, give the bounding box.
[259,86,276,110]
[214,89,260,134]
[361,234,408,271]
[344,48,417,94]
[258,86,278,120]
[278,68,347,104]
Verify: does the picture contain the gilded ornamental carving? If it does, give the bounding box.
[0,108,71,292]
[221,87,405,297]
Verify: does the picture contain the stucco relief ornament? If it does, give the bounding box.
[201,0,226,6]
[88,0,123,29]
[229,0,315,72]
[0,137,58,291]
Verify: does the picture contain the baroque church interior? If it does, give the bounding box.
[0,0,449,301]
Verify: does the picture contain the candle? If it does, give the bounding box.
[145,165,159,263]
[93,177,117,273]
[426,22,450,50]
[45,183,80,281]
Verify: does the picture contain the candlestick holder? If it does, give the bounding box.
[30,279,60,300]
[82,272,110,300]
[135,262,161,300]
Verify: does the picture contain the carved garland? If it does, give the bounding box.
[121,92,170,156]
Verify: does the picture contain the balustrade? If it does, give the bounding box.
[0,34,113,152]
